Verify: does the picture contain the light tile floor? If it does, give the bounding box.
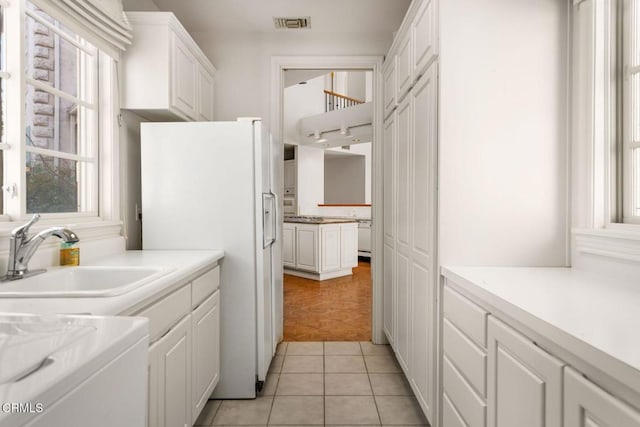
[195,342,430,426]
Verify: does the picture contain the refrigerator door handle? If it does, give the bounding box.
[262,193,275,248]
[271,191,278,245]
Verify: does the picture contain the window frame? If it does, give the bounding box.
[0,0,121,234]
[572,0,640,269]
[621,0,640,224]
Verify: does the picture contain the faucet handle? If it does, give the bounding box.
[11,214,41,238]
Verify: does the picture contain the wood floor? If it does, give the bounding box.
[284,260,372,341]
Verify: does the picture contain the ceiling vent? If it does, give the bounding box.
[273,17,311,29]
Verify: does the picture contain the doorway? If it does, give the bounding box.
[270,56,385,344]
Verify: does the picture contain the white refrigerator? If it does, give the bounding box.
[140,118,283,399]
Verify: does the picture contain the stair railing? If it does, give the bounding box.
[324,90,365,112]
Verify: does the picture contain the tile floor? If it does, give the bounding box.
[195,342,430,426]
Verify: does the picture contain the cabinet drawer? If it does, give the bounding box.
[443,356,486,427]
[443,284,489,348]
[192,266,220,308]
[443,318,487,398]
[137,284,191,343]
[443,392,469,427]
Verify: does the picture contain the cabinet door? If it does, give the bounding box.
[320,225,341,272]
[192,290,220,422]
[383,243,395,345]
[487,316,564,427]
[148,341,160,427]
[383,59,397,119]
[565,367,640,427]
[396,33,413,102]
[340,224,358,268]
[284,160,296,191]
[282,225,296,268]
[395,251,410,373]
[383,113,396,246]
[153,314,192,427]
[409,63,437,420]
[412,0,437,79]
[171,32,198,119]
[296,225,318,272]
[197,67,214,121]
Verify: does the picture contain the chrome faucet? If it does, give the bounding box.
[2,214,80,281]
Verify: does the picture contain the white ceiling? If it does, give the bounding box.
[145,0,411,35]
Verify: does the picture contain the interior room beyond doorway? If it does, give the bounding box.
[280,67,375,342]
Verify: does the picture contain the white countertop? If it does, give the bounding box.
[0,250,224,317]
[441,266,640,395]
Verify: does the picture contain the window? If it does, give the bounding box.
[622,0,640,223]
[23,1,98,214]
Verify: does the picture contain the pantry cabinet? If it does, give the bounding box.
[122,12,216,122]
[383,27,438,422]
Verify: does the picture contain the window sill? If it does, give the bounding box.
[0,218,122,240]
[572,226,640,264]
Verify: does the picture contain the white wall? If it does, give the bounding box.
[296,145,325,214]
[284,75,326,144]
[325,155,366,204]
[191,31,391,122]
[438,0,569,266]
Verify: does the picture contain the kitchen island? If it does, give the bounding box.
[283,216,358,280]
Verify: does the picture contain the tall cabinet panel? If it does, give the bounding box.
[395,96,412,374]
[383,114,397,345]
[382,0,439,424]
[409,64,438,418]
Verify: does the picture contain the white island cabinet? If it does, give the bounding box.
[283,220,358,280]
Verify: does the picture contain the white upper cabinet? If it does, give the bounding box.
[197,64,215,121]
[396,33,413,103]
[122,12,216,122]
[383,59,397,120]
[412,0,437,79]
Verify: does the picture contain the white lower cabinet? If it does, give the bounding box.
[320,225,341,272]
[136,266,221,427]
[442,278,640,427]
[191,290,220,421]
[564,367,640,427]
[442,284,488,427]
[149,314,192,427]
[282,224,296,268]
[487,316,564,427]
[296,224,319,272]
[340,223,358,268]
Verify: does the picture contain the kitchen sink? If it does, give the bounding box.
[0,266,173,298]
